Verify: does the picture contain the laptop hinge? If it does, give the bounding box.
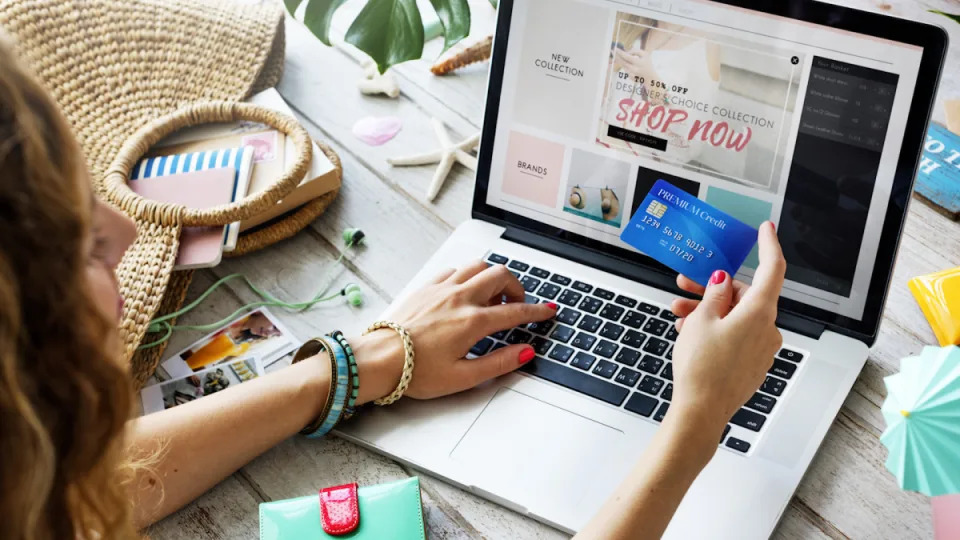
[501,225,828,341]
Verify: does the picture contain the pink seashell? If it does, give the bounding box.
[352,116,403,146]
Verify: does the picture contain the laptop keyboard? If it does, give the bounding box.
[471,252,808,455]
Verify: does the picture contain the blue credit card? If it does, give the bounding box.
[620,180,758,286]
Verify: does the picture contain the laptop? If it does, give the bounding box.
[339,0,947,536]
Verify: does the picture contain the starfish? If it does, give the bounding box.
[387,117,480,201]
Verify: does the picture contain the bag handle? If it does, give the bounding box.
[103,101,312,227]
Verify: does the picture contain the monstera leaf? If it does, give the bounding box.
[285,0,472,73]
[931,10,960,24]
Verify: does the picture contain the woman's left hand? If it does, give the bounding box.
[351,261,558,403]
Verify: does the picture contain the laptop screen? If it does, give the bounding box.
[480,0,929,324]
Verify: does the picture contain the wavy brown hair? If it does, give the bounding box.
[0,37,138,538]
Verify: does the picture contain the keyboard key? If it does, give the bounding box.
[593,339,618,359]
[556,308,581,326]
[660,309,678,322]
[550,274,572,286]
[470,338,493,356]
[508,260,529,272]
[521,357,629,406]
[593,359,618,379]
[637,355,664,375]
[642,337,669,356]
[531,336,552,356]
[599,322,625,341]
[761,376,786,396]
[577,315,602,333]
[548,344,574,363]
[769,359,797,380]
[615,367,641,387]
[721,424,730,443]
[520,276,541,293]
[487,253,508,265]
[529,267,550,279]
[614,348,641,366]
[571,352,596,371]
[638,302,660,315]
[731,408,766,432]
[654,402,670,422]
[491,330,508,340]
[526,320,553,336]
[664,326,678,342]
[593,288,616,300]
[777,347,803,362]
[557,289,582,307]
[537,283,561,300]
[615,295,638,308]
[571,332,597,351]
[492,342,506,352]
[745,392,776,414]
[510,271,522,279]
[622,310,647,329]
[506,329,533,344]
[726,437,751,453]
[665,346,673,361]
[579,296,603,314]
[642,318,669,336]
[572,280,594,293]
[599,303,625,321]
[621,329,645,349]
[638,375,665,396]
[550,325,575,343]
[524,294,539,304]
[662,383,673,401]
[624,393,658,417]
[661,363,673,381]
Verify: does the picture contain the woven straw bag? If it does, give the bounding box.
[0,0,341,387]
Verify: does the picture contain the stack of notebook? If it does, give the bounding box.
[129,88,341,270]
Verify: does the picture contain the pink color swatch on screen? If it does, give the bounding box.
[501,131,565,208]
[933,494,960,539]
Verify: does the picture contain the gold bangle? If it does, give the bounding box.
[364,321,415,406]
[293,338,337,435]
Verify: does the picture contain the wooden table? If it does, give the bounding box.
[148,1,960,538]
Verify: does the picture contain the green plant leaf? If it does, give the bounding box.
[930,10,960,24]
[346,0,425,74]
[283,0,303,14]
[428,0,471,53]
[302,0,350,46]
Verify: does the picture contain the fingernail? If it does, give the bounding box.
[518,347,535,364]
[546,302,558,310]
[769,221,776,233]
[709,270,727,285]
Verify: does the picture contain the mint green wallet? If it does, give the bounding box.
[259,476,425,539]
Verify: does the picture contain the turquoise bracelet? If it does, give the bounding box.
[304,336,350,439]
[330,331,360,420]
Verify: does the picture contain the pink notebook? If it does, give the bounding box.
[129,168,237,270]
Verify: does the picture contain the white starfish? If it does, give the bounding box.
[358,63,400,98]
[387,117,480,201]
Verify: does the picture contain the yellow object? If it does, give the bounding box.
[901,410,911,418]
[946,99,960,135]
[908,266,960,346]
[187,333,250,371]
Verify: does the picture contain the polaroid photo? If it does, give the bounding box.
[141,358,261,415]
[241,130,279,163]
[158,307,299,380]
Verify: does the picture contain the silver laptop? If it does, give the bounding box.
[339,0,946,536]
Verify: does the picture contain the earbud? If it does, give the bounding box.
[343,228,365,248]
[341,283,364,307]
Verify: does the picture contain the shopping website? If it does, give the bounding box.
[485,0,923,320]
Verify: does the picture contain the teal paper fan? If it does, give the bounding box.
[881,346,960,496]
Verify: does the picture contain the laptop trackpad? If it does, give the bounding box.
[450,387,623,510]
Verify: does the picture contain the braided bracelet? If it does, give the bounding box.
[364,321,415,406]
[329,331,359,420]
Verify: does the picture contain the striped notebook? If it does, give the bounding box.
[131,147,254,251]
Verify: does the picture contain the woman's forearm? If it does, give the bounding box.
[126,332,403,528]
[575,411,722,540]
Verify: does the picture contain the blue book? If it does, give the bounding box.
[914,123,960,221]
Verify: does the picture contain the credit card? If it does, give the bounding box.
[620,180,758,286]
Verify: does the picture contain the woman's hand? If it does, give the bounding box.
[666,221,786,439]
[350,261,557,404]
[613,48,656,84]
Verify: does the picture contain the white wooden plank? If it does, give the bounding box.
[145,474,262,540]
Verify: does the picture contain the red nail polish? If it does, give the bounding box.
[518,347,535,364]
[709,270,726,285]
[769,221,776,233]
[546,302,558,310]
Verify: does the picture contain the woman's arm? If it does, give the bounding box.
[127,262,556,528]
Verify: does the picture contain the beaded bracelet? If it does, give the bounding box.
[364,321,415,406]
[329,331,359,420]
[294,336,350,439]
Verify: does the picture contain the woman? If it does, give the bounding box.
[0,38,784,539]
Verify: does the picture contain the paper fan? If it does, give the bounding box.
[880,346,960,496]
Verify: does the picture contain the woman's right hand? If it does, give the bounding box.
[666,221,786,439]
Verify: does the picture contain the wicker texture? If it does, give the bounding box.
[0,0,326,387]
